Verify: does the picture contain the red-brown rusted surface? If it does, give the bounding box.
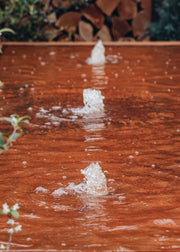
[0,43,180,251]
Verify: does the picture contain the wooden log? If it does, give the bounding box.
[141,0,152,11]
[141,0,152,19]
[56,12,81,33]
[119,37,136,41]
[79,21,93,41]
[73,33,84,41]
[117,0,137,20]
[112,17,131,40]
[142,35,150,41]
[94,25,112,41]
[96,0,121,16]
[57,34,72,41]
[132,10,150,39]
[42,25,60,41]
[81,4,104,29]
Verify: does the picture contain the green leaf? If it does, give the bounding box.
[3,145,9,150]
[0,136,4,145]
[2,132,10,138]
[0,211,5,215]
[2,117,13,123]
[10,209,19,219]
[20,115,31,121]
[11,133,23,141]
[0,28,15,34]
[22,119,30,124]
[11,114,19,119]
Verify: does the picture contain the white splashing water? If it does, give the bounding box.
[83,89,104,113]
[35,186,49,193]
[72,88,105,114]
[52,162,108,197]
[81,162,108,195]
[87,40,106,65]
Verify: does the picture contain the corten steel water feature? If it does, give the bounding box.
[0,42,180,251]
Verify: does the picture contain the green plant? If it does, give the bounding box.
[150,0,180,41]
[0,28,15,52]
[0,203,21,252]
[0,114,30,154]
[0,28,15,35]
[0,0,49,41]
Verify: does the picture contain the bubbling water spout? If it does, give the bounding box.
[87,40,106,65]
[83,88,104,113]
[51,162,108,197]
[81,162,108,196]
[71,88,105,115]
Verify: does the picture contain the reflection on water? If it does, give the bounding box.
[83,122,105,132]
[92,65,108,87]
[0,45,180,251]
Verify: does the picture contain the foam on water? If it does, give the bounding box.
[87,40,106,65]
[83,89,104,113]
[81,162,108,195]
[35,186,49,193]
[52,162,108,197]
[52,187,68,197]
[72,88,105,115]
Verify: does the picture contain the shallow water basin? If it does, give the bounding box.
[0,43,180,251]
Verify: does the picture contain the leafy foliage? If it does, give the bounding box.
[0,0,91,41]
[0,205,19,219]
[0,203,21,252]
[0,0,48,41]
[0,114,30,153]
[150,0,180,41]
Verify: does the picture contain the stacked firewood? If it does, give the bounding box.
[48,0,151,41]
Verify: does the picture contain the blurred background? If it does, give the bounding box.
[0,0,180,42]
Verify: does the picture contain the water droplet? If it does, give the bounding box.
[40,61,46,66]
[49,51,56,56]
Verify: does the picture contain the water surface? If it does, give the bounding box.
[0,44,180,251]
